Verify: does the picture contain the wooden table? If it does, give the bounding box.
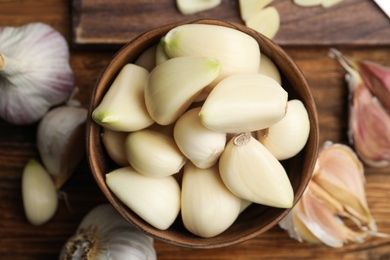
[1,0,390,259]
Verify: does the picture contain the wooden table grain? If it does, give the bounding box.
[1,1,390,259]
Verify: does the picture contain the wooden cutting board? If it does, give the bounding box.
[72,0,390,50]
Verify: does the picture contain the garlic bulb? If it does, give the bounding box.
[101,128,129,167]
[145,56,220,125]
[125,129,186,177]
[22,159,58,226]
[257,99,310,160]
[60,204,157,260]
[106,166,181,230]
[279,142,386,247]
[200,73,288,133]
[92,63,153,132]
[0,22,74,125]
[163,24,260,89]
[181,162,241,238]
[174,107,226,169]
[37,105,88,189]
[219,133,294,208]
[176,0,222,15]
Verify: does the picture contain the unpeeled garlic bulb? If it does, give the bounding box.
[125,129,186,177]
[200,73,287,133]
[176,0,221,15]
[163,24,260,89]
[106,166,181,230]
[257,99,310,160]
[92,63,153,131]
[37,105,87,189]
[0,22,74,125]
[329,48,390,167]
[174,107,226,169]
[181,162,241,238]
[145,56,220,125]
[279,142,386,247]
[22,159,58,226]
[219,133,294,208]
[60,204,157,260]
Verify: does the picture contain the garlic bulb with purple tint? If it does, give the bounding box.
[0,22,74,125]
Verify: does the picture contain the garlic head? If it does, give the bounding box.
[0,22,74,125]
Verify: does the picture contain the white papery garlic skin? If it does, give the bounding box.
[0,22,74,125]
[60,204,157,260]
[258,99,310,160]
[106,167,181,230]
[22,159,58,226]
[174,107,226,169]
[125,129,186,177]
[37,105,87,189]
[181,162,241,238]
[200,73,287,133]
[219,133,294,208]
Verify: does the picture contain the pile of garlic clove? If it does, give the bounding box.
[93,24,311,238]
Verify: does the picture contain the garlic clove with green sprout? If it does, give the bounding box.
[37,105,88,189]
[199,73,288,133]
[329,48,390,167]
[163,24,260,90]
[145,56,220,125]
[60,204,157,260]
[125,129,187,177]
[92,63,154,131]
[181,162,241,238]
[22,159,58,226]
[0,22,74,125]
[219,132,294,208]
[257,99,310,160]
[101,128,129,167]
[106,166,181,230]
[173,107,226,169]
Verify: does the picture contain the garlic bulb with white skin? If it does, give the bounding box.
[0,22,74,125]
[60,204,157,260]
[37,105,88,189]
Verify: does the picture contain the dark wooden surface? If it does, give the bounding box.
[1,0,390,259]
[71,0,390,49]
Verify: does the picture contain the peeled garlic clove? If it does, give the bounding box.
[60,204,157,260]
[145,56,220,125]
[240,200,252,213]
[22,159,58,226]
[176,0,221,15]
[92,64,154,131]
[37,105,87,189]
[181,162,241,238]
[258,53,282,85]
[174,107,226,169]
[257,99,310,160]
[239,0,273,21]
[200,73,287,133]
[245,6,280,39]
[321,0,343,8]
[293,0,323,7]
[330,48,390,167]
[125,129,186,177]
[134,44,157,72]
[219,133,294,208]
[155,37,170,65]
[106,166,181,230]
[101,128,129,166]
[163,24,260,89]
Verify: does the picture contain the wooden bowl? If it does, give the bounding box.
[86,19,319,248]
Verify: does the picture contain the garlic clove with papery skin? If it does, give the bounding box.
[200,73,288,133]
[174,107,226,169]
[0,22,74,125]
[219,133,294,208]
[257,99,310,160]
[37,105,88,189]
[22,159,58,226]
[181,162,241,238]
[92,63,154,132]
[106,166,181,230]
[60,204,157,260]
